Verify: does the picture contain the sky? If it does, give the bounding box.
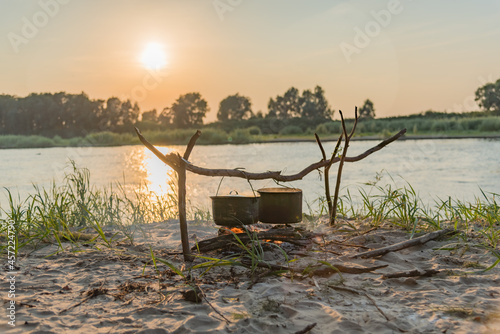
[1,0,500,122]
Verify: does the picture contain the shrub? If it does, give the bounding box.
[85,132,121,146]
[479,117,500,132]
[198,128,227,144]
[431,120,451,133]
[247,126,262,136]
[228,129,252,144]
[279,125,303,135]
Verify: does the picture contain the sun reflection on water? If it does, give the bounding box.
[141,146,177,196]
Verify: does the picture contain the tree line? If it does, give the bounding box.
[1,78,499,137]
[0,85,340,137]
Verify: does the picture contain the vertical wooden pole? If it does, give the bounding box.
[178,164,192,261]
[177,130,201,262]
[331,108,358,225]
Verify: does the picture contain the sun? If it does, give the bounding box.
[140,42,167,70]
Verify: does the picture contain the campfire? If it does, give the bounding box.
[199,224,315,253]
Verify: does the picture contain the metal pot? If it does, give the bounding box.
[211,194,259,227]
[257,188,302,224]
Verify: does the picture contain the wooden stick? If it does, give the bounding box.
[315,132,343,219]
[136,127,407,182]
[294,323,317,334]
[177,130,201,261]
[178,131,202,262]
[178,166,192,261]
[351,228,455,259]
[310,263,388,276]
[183,130,201,160]
[382,268,441,279]
[331,108,358,225]
[135,127,182,172]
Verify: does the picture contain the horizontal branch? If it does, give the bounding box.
[184,128,407,182]
[135,127,183,172]
[136,127,407,182]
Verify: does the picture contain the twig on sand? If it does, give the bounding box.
[310,263,388,276]
[294,322,317,334]
[328,285,390,321]
[197,285,232,324]
[364,293,390,321]
[59,281,107,314]
[382,268,442,279]
[351,228,456,259]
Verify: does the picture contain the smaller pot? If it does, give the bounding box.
[257,188,302,224]
[211,195,259,227]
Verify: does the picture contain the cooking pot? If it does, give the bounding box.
[211,192,259,227]
[257,188,302,224]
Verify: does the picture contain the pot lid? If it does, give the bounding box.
[210,195,259,199]
[257,187,302,194]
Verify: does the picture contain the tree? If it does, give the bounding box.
[0,95,19,135]
[359,99,375,119]
[162,93,209,128]
[475,78,500,112]
[217,93,253,121]
[267,87,301,119]
[142,109,158,122]
[299,86,333,120]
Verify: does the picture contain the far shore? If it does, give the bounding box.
[1,132,500,150]
[256,133,500,143]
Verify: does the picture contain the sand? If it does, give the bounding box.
[2,219,500,334]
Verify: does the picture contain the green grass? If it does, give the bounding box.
[0,161,179,254]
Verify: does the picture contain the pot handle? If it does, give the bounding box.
[215,175,257,197]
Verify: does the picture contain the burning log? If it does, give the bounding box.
[192,228,317,253]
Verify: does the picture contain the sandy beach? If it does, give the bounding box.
[2,219,500,333]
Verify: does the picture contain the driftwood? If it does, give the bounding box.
[239,257,388,275]
[135,127,407,261]
[309,263,388,276]
[382,268,441,279]
[351,228,455,259]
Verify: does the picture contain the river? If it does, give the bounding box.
[1,138,499,214]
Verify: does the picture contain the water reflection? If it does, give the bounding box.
[141,146,177,196]
[1,139,499,214]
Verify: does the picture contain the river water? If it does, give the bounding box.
[1,138,499,213]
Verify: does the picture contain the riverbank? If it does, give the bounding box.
[1,131,500,149]
[2,219,499,333]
